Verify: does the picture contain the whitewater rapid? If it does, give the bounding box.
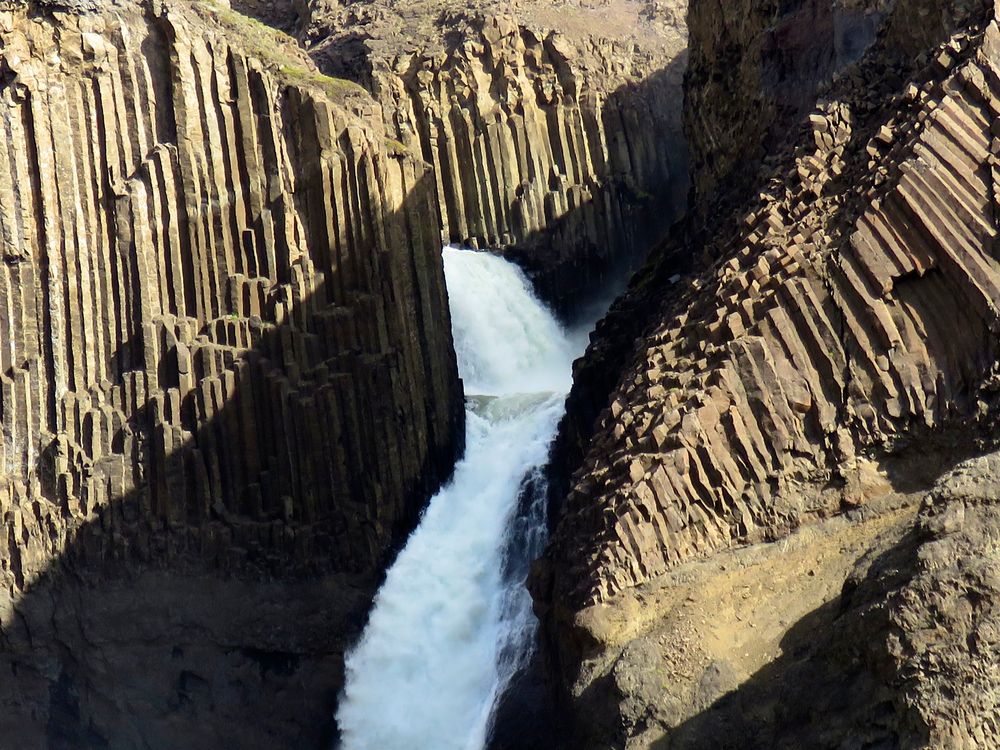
[336,247,580,750]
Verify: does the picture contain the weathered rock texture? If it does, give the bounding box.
[0,1,463,745]
[545,4,1000,610]
[535,0,1000,745]
[291,0,689,314]
[545,0,996,531]
[684,0,986,208]
[542,455,1000,749]
[230,0,308,34]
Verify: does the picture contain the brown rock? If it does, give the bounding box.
[534,1,1000,745]
[0,0,463,744]
[248,0,691,315]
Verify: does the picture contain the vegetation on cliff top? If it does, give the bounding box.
[192,1,369,105]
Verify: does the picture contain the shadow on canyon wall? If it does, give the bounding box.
[0,48,691,750]
[505,59,690,323]
[0,161,464,750]
[558,528,928,750]
[646,596,905,750]
[551,0,941,501]
[541,12,962,533]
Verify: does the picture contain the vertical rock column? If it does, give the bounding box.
[380,17,686,312]
[305,4,689,315]
[0,1,464,592]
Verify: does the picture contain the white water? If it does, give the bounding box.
[336,247,580,750]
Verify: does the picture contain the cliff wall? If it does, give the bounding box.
[0,1,463,745]
[545,25,1000,606]
[684,0,987,208]
[290,0,689,315]
[534,1,1000,746]
[545,0,989,542]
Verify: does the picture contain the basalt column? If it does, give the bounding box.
[0,1,463,746]
[533,1,1000,746]
[301,0,690,316]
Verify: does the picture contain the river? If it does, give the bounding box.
[336,246,583,749]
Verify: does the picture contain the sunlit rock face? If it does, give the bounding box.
[534,0,1000,746]
[0,1,463,745]
[235,0,691,317]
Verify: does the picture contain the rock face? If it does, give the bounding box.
[541,456,1000,749]
[0,0,463,745]
[535,0,1000,745]
[684,0,986,209]
[273,0,689,315]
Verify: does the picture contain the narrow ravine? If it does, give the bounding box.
[336,247,583,750]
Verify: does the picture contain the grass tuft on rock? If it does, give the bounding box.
[192,1,369,104]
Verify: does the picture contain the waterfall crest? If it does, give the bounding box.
[336,247,580,750]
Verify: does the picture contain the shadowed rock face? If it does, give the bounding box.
[236,0,691,317]
[534,0,1000,745]
[539,453,1000,749]
[0,1,463,745]
[684,0,988,211]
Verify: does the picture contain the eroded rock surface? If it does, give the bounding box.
[551,454,1000,749]
[536,0,1000,745]
[0,1,463,745]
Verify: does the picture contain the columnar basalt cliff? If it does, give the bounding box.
[547,0,997,515]
[535,0,1000,746]
[547,31,1000,606]
[279,0,689,314]
[0,1,462,745]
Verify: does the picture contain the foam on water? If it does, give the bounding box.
[336,246,581,749]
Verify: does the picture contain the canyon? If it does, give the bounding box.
[0,0,687,746]
[3,0,1000,747]
[337,247,580,750]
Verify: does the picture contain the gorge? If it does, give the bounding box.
[3,0,1000,748]
[338,246,579,750]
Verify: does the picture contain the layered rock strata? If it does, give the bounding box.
[295,0,689,314]
[0,1,463,744]
[535,1,1000,745]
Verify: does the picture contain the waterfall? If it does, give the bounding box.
[336,247,581,750]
